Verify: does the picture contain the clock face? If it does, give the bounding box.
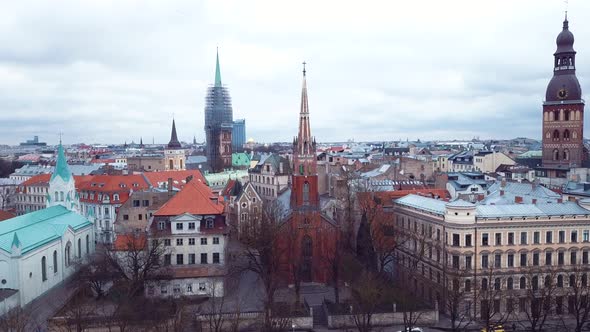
[558,88,568,99]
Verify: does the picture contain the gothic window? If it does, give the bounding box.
[565,111,571,121]
[41,256,47,281]
[564,149,570,161]
[554,111,559,121]
[564,129,570,140]
[86,235,90,254]
[65,241,71,267]
[78,238,82,258]
[553,149,559,161]
[573,131,578,139]
[546,131,551,139]
[553,130,560,141]
[303,181,310,205]
[224,145,229,153]
[302,236,313,257]
[60,191,64,201]
[54,191,58,202]
[53,250,58,274]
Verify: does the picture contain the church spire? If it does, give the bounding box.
[51,142,72,182]
[296,61,313,156]
[168,119,181,149]
[215,48,222,87]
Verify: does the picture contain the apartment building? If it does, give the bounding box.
[393,194,590,320]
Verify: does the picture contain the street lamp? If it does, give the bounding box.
[292,323,295,332]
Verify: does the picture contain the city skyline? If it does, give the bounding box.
[0,0,589,145]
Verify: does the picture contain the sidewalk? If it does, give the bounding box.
[24,277,79,331]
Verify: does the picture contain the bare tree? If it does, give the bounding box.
[445,269,476,331]
[106,232,171,297]
[239,200,287,332]
[76,251,119,299]
[0,307,32,332]
[566,265,590,332]
[0,184,15,211]
[477,266,512,331]
[519,266,559,332]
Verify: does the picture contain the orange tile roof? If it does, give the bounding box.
[113,234,147,251]
[77,174,149,192]
[20,174,51,186]
[155,179,224,216]
[0,210,16,222]
[143,170,206,190]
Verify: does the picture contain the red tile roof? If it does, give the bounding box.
[143,170,206,190]
[20,174,51,186]
[155,180,224,216]
[0,210,16,222]
[113,234,147,251]
[77,174,149,193]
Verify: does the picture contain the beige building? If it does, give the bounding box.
[127,155,165,172]
[248,154,290,201]
[473,151,516,173]
[394,194,590,321]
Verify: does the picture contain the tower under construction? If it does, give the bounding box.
[204,50,233,172]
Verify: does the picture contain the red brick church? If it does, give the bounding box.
[277,64,339,285]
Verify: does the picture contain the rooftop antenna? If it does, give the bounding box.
[564,0,568,20]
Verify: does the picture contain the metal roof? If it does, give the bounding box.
[395,194,447,215]
[476,202,590,218]
[0,206,92,254]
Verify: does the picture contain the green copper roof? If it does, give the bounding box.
[232,152,250,167]
[215,49,222,87]
[51,143,72,182]
[0,206,92,255]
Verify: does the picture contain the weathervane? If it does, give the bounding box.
[302,61,306,76]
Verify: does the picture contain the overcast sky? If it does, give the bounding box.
[0,0,588,145]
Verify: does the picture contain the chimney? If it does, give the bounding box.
[532,178,539,191]
[515,196,523,204]
[210,196,219,204]
[167,178,173,193]
[532,198,537,204]
[557,198,563,203]
[500,190,505,196]
[500,177,506,188]
[186,175,193,183]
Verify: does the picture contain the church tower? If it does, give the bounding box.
[542,14,585,171]
[47,142,79,212]
[204,49,233,172]
[165,119,186,170]
[291,63,319,210]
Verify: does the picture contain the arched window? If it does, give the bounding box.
[554,111,559,121]
[564,129,570,140]
[86,235,90,254]
[557,275,564,287]
[553,130,560,141]
[481,278,488,291]
[546,131,551,139]
[507,277,513,290]
[564,149,570,161]
[570,274,576,288]
[224,145,229,153]
[54,191,58,202]
[532,276,539,290]
[494,278,501,290]
[180,160,183,169]
[302,236,313,257]
[520,276,526,289]
[573,131,578,139]
[545,275,552,288]
[303,182,310,205]
[565,110,571,121]
[78,238,82,258]
[169,160,174,170]
[53,250,58,274]
[65,241,71,267]
[41,256,47,281]
[60,191,64,201]
[553,149,560,161]
[465,279,471,292]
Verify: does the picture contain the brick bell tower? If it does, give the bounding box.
[291,62,319,211]
[542,14,585,169]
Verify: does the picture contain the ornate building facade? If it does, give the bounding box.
[541,15,585,177]
[204,50,233,173]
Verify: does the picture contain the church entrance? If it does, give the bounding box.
[301,235,313,282]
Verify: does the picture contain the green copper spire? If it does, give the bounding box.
[51,143,72,182]
[215,48,222,87]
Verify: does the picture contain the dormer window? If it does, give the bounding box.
[113,194,119,201]
[158,221,165,230]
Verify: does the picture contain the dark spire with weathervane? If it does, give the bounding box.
[545,12,582,102]
[168,119,182,149]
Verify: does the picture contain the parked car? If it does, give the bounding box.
[396,328,424,332]
[481,324,505,332]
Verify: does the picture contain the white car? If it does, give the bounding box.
[396,328,423,332]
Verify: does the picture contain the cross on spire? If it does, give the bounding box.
[58,132,63,145]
